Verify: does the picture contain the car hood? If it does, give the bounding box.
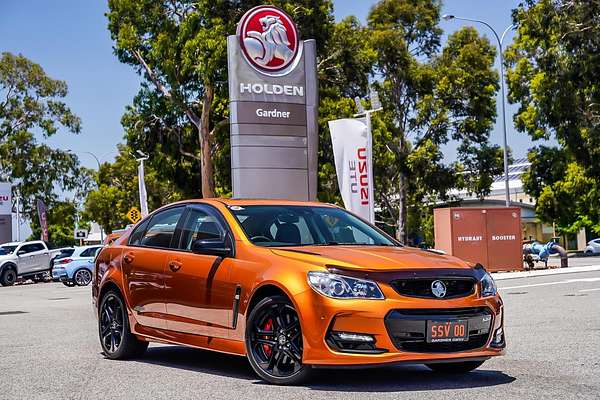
[270,245,471,271]
[0,254,16,262]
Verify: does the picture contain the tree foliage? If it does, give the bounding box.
[506,0,600,234]
[82,144,183,234]
[28,201,80,247]
[104,1,503,245]
[106,0,334,198]
[0,52,89,237]
[362,1,503,243]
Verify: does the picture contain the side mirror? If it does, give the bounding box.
[191,238,231,257]
[17,250,26,256]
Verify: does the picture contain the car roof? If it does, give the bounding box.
[172,198,336,208]
[0,242,22,246]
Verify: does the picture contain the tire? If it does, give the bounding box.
[426,360,486,374]
[245,295,312,385]
[74,268,93,286]
[0,268,17,287]
[98,290,148,359]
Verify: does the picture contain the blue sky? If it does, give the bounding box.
[2,0,527,171]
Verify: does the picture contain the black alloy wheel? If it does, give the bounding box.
[99,293,125,355]
[0,268,17,286]
[98,290,148,359]
[74,269,92,286]
[246,295,311,385]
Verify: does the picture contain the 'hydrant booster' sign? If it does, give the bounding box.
[227,5,318,200]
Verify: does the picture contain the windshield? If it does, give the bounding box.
[0,245,17,255]
[229,205,398,247]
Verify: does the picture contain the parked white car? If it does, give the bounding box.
[0,241,61,286]
[51,245,103,287]
[584,238,600,255]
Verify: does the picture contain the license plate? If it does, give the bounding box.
[426,320,469,343]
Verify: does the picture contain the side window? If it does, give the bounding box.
[19,244,34,254]
[140,207,184,249]
[179,208,226,251]
[128,218,151,246]
[31,243,46,252]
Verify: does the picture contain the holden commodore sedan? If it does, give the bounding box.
[92,199,505,385]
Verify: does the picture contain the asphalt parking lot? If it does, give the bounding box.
[1,269,599,400]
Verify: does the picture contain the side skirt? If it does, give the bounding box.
[132,323,247,357]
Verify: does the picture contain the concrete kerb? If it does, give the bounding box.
[492,264,600,281]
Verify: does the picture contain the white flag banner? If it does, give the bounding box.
[138,162,149,217]
[0,182,11,215]
[328,118,374,223]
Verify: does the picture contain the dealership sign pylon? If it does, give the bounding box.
[227,5,318,200]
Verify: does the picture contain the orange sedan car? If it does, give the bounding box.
[92,199,505,385]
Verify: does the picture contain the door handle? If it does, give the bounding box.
[168,260,182,272]
[123,252,135,264]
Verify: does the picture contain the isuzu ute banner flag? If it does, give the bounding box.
[0,182,12,243]
[228,5,318,201]
[328,118,375,223]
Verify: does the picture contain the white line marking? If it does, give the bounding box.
[500,277,600,290]
[579,288,600,292]
[493,265,600,280]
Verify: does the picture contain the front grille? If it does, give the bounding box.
[391,278,476,299]
[385,307,493,353]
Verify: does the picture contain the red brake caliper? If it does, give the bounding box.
[262,319,273,357]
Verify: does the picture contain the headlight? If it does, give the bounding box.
[480,271,497,297]
[307,271,384,299]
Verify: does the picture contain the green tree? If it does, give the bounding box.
[82,144,184,233]
[505,0,600,234]
[106,0,334,198]
[0,52,90,222]
[28,201,80,247]
[364,1,503,242]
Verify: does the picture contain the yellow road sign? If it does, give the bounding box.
[126,207,142,224]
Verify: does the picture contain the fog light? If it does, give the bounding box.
[333,332,374,343]
[491,327,504,347]
[326,330,385,354]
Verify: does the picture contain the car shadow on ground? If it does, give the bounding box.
[133,345,516,392]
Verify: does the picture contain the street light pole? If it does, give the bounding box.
[443,15,515,207]
[68,150,104,242]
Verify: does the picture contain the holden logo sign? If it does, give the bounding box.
[431,280,447,298]
[237,5,299,74]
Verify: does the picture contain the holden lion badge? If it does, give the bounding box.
[237,5,299,74]
[431,280,447,298]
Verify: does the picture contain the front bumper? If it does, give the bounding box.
[294,287,505,366]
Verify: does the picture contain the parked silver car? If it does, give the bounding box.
[584,238,600,255]
[0,241,61,286]
[52,245,102,286]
